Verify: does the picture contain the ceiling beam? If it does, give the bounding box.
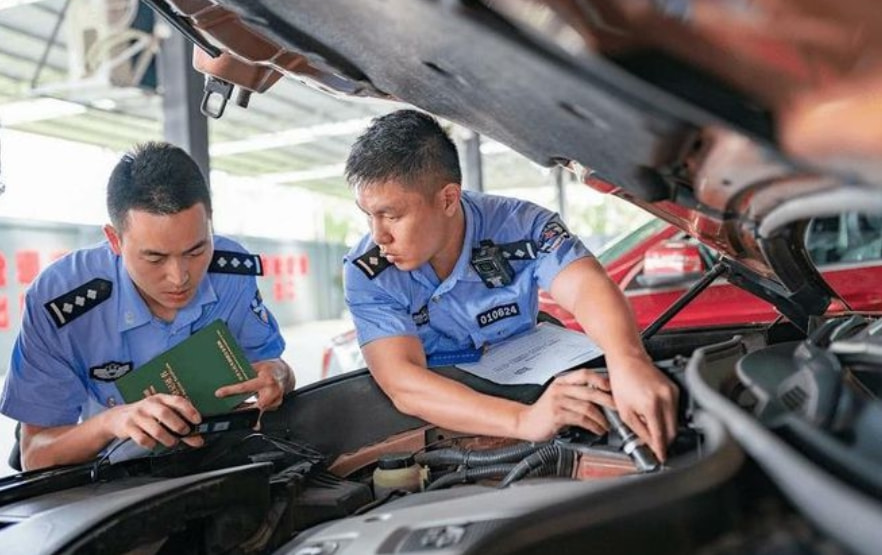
[0,1,46,11]
[261,163,346,184]
[210,117,374,157]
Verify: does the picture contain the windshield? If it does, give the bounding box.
[805,213,882,314]
[597,218,668,266]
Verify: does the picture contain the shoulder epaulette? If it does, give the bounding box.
[209,250,263,276]
[44,278,112,328]
[352,245,392,279]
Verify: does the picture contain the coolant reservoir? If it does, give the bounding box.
[373,453,423,498]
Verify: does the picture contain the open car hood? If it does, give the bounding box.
[3,6,881,552]
[148,0,882,327]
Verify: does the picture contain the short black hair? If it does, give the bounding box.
[345,109,461,195]
[107,141,211,231]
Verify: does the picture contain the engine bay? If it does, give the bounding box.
[0,316,878,554]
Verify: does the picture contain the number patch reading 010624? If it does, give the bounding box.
[476,302,520,328]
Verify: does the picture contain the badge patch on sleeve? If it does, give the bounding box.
[90,361,133,382]
[251,289,270,324]
[412,305,430,326]
[538,218,571,253]
[476,303,520,328]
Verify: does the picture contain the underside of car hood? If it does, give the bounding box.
[149,0,882,326]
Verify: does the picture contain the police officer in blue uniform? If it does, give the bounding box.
[0,142,294,470]
[344,110,678,461]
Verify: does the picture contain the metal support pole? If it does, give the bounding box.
[157,30,210,184]
[31,0,72,90]
[458,130,483,192]
[554,166,566,220]
[641,261,728,340]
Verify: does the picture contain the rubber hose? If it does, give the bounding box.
[498,444,574,488]
[426,464,518,491]
[415,441,546,468]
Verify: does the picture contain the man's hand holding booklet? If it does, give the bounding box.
[115,319,258,417]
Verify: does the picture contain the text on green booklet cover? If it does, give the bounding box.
[116,320,256,416]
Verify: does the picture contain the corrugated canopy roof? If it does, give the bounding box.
[0,0,548,199]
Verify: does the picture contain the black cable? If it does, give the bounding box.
[90,438,134,482]
[411,434,481,456]
[414,448,472,467]
[192,432,323,471]
[415,442,546,468]
[255,434,324,463]
[497,444,574,488]
[426,464,518,491]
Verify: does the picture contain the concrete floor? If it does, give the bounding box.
[0,318,353,477]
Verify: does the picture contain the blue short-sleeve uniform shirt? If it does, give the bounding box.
[343,190,592,354]
[0,235,285,428]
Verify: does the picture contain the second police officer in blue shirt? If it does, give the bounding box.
[0,142,295,470]
[344,110,678,461]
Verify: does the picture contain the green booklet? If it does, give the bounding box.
[116,319,257,416]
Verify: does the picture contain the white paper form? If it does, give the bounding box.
[458,323,603,385]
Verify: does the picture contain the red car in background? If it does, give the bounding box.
[542,213,882,332]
